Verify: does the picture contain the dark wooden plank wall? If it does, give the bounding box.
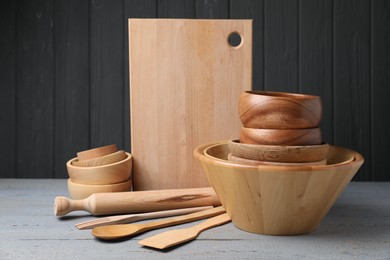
[0,0,388,180]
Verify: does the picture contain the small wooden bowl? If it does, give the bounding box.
[66,153,132,185]
[228,140,328,162]
[77,144,117,161]
[72,150,127,167]
[228,154,327,166]
[240,127,322,145]
[239,91,322,129]
[194,141,364,235]
[67,178,132,199]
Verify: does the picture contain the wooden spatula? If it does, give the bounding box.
[91,206,225,240]
[139,213,231,249]
[75,206,212,230]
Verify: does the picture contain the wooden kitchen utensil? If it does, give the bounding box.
[239,91,322,129]
[54,187,221,216]
[194,141,364,235]
[129,19,252,190]
[72,150,127,167]
[67,178,132,199]
[139,213,231,249]
[77,144,117,161]
[227,139,329,163]
[66,152,132,185]
[75,206,213,229]
[92,206,226,240]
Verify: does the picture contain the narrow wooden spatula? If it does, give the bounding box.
[139,213,231,249]
[92,206,225,240]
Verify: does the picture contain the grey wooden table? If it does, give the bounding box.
[1,179,390,259]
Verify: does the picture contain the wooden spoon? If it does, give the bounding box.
[91,206,225,240]
[139,213,231,249]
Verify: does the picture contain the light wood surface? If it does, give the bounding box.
[76,144,117,161]
[54,187,221,216]
[71,150,127,167]
[91,206,225,240]
[129,19,252,190]
[139,213,231,249]
[66,152,132,185]
[67,178,132,199]
[239,91,322,129]
[240,126,322,145]
[227,139,329,162]
[195,142,364,235]
[75,206,213,230]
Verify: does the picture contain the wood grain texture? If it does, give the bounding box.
[264,0,298,92]
[54,187,221,216]
[334,0,371,181]
[124,0,157,153]
[129,19,252,190]
[230,0,264,91]
[90,0,124,149]
[16,0,54,178]
[139,213,230,249]
[0,0,16,178]
[195,142,364,235]
[299,0,333,144]
[54,0,90,178]
[371,0,390,181]
[91,206,225,240]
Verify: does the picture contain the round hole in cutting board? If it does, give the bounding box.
[228,32,242,48]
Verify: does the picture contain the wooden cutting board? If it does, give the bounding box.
[129,19,252,190]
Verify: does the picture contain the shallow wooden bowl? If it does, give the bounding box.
[228,139,329,162]
[239,91,322,129]
[67,153,132,185]
[228,154,327,166]
[194,141,364,235]
[240,127,322,145]
[76,144,117,161]
[72,150,127,167]
[67,178,132,199]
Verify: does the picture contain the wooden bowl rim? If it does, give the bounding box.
[196,141,363,172]
[244,90,320,100]
[67,152,132,170]
[67,178,131,188]
[228,153,327,166]
[71,150,127,167]
[76,144,117,161]
[228,139,329,162]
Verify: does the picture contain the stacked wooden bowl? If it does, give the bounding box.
[66,144,132,199]
[232,91,328,166]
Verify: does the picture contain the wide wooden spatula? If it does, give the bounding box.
[139,213,231,250]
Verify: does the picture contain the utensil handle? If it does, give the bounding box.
[54,187,221,216]
[124,206,213,223]
[136,206,226,234]
[193,213,231,234]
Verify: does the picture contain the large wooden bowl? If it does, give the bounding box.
[239,91,322,129]
[240,127,322,145]
[228,139,329,162]
[67,153,132,185]
[194,141,364,235]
